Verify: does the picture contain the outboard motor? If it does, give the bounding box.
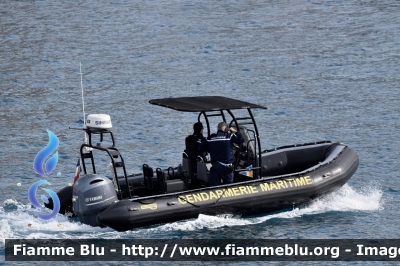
[73,174,118,227]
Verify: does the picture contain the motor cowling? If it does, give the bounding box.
[72,174,118,227]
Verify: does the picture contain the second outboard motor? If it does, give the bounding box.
[73,174,118,227]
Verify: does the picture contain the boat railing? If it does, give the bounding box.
[79,128,133,199]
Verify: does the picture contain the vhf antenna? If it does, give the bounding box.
[80,62,89,148]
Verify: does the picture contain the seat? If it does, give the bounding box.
[182,152,194,179]
[142,164,154,189]
[196,162,209,186]
[156,167,187,193]
[182,158,193,178]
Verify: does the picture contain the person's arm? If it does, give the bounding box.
[198,137,208,156]
[229,128,244,145]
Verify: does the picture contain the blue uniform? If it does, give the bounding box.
[200,130,244,186]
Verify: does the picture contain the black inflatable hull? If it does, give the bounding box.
[44,185,74,216]
[96,142,358,231]
[51,142,358,231]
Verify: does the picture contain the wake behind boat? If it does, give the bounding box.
[46,96,359,231]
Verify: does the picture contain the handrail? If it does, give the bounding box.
[80,129,132,199]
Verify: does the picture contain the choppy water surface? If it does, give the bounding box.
[1,0,399,265]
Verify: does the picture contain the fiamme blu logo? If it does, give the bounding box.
[28,129,61,220]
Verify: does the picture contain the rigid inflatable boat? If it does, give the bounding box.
[48,96,359,231]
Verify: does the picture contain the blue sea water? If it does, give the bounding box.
[1,0,399,265]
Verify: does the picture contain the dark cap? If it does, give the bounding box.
[193,122,204,133]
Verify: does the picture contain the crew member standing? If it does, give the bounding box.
[199,122,244,186]
[184,122,207,172]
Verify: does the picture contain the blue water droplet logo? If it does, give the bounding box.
[33,130,59,177]
[28,180,60,220]
[29,130,61,220]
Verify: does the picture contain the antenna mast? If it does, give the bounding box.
[80,62,89,146]
[80,62,86,129]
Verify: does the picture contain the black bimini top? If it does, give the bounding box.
[149,96,266,112]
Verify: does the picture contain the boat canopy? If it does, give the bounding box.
[149,96,267,112]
